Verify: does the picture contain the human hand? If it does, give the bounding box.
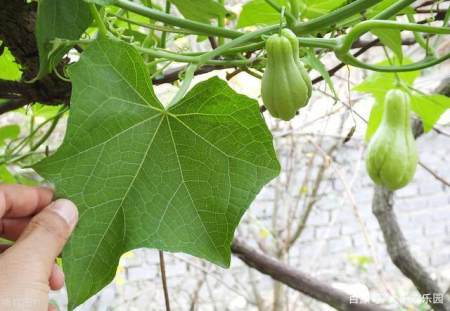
[0,184,78,311]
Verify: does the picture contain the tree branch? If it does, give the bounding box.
[0,0,70,112]
[372,188,450,311]
[0,99,29,114]
[231,239,389,311]
[371,79,450,311]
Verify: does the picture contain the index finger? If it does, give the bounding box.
[0,184,54,219]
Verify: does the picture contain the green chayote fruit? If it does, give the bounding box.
[365,89,418,190]
[281,29,312,98]
[261,29,312,121]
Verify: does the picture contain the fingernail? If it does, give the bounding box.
[51,199,78,229]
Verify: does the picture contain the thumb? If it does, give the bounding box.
[0,199,78,311]
[11,199,78,276]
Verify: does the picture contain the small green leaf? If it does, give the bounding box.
[170,0,229,23]
[301,0,347,19]
[372,28,403,63]
[0,47,21,80]
[0,124,20,147]
[33,38,280,310]
[302,50,337,97]
[0,165,15,184]
[237,0,347,27]
[365,100,384,142]
[410,94,450,132]
[238,0,287,28]
[35,0,92,80]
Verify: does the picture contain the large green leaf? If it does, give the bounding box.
[170,0,229,23]
[35,0,92,80]
[33,39,280,310]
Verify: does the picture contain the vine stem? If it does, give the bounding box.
[114,0,385,39]
[288,0,300,21]
[159,251,171,311]
[135,45,256,65]
[1,106,67,165]
[293,0,382,34]
[196,24,279,64]
[89,4,108,37]
[336,20,450,72]
[372,0,416,20]
[406,13,436,57]
[167,25,283,106]
[114,0,242,38]
[217,0,225,46]
[159,1,171,49]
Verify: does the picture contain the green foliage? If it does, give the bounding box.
[0,0,446,308]
[170,0,229,23]
[302,49,336,97]
[411,95,450,132]
[0,47,21,80]
[355,57,450,140]
[35,0,92,80]
[0,125,20,147]
[33,38,280,309]
[238,0,287,28]
[348,254,374,272]
[300,0,347,19]
[371,28,403,63]
[365,89,418,190]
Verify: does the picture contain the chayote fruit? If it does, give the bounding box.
[261,29,312,121]
[365,89,418,190]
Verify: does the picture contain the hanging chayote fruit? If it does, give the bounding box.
[366,89,418,190]
[261,29,312,121]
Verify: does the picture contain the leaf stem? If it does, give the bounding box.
[89,4,108,37]
[289,0,300,21]
[406,13,436,57]
[217,0,225,46]
[264,0,296,26]
[159,1,171,48]
[168,63,198,106]
[112,14,198,35]
[196,24,279,64]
